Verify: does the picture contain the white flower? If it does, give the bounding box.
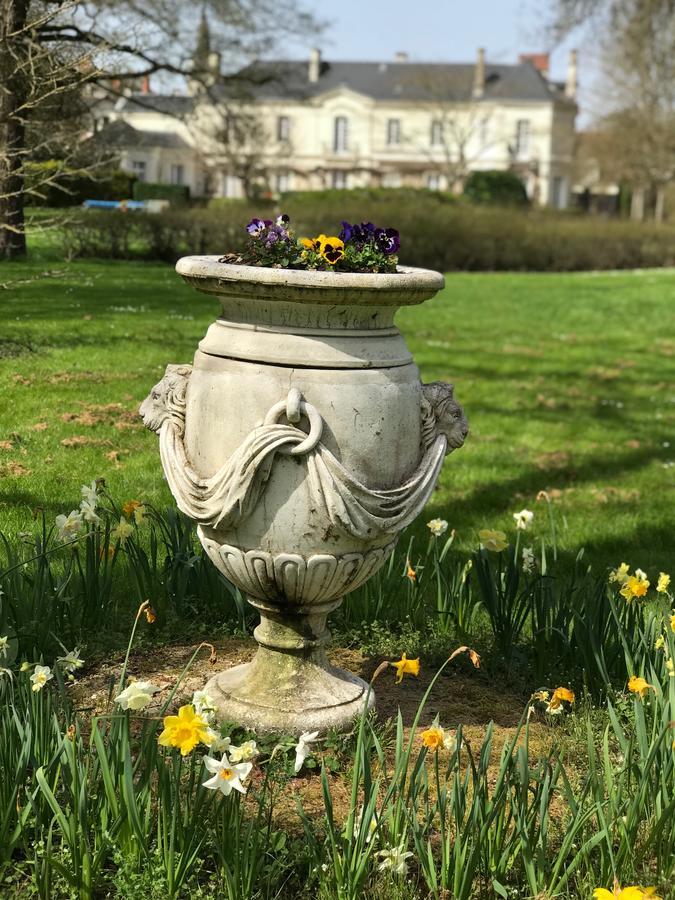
[55,510,83,542]
[114,680,160,711]
[57,648,84,674]
[294,730,320,773]
[112,518,133,544]
[30,665,53,692]
[522,546,535,574]
[229,740,259,763]
[205,730,231,754]
[0,636,8,659]
[81,481,99,507]
[353,807,379,843]
[634,568,649,583]
[192,689,217,723]
[377,844,414,877]
[79,499,100,525]
[427,518,448,537]
[513,509,534,531]
[202,753,253,796]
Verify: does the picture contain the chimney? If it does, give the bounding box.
[309,48,321,83]
[394,51,409,62]
[519,53,549,76]
[472,47,485,99]
[141,75,151,95]
[565,49,578,99]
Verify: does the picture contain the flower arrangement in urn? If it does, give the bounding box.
[141,211,468,735]
[219,213,400,273]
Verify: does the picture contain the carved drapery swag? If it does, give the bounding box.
[140,365,467,542]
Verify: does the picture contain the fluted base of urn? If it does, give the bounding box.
[204,596,374,735]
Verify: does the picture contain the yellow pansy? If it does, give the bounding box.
[158,704,212,756]
[391,653,420,684]
[318,235,344,265]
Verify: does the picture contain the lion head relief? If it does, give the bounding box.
[139,364,192,434]
[421,381,469,454]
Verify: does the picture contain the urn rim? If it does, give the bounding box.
[176,256,444,303]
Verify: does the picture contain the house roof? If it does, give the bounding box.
[240,59,568,103]
[95,120,189,149]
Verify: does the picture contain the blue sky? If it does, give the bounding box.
[285,0,592,118]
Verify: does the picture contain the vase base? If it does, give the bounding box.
[204,661,375,735]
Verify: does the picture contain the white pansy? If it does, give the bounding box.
[513,509,534,531]
[294,730,320,773]
[192,689,217,723]
[57,648,84,674]
[30,665,53,692]
[79,499,100,525]
[377,844,414,877]
[114,680,160,711]
[55,510,83,542]
[0,636,8,659]
[202,753,253,796]
[229,740,258,763]
[427,518,449,537]
[522,546,535,574]
[81,481,99,507]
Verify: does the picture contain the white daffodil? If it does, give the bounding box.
[30,665,53,692]
[0,636,8,660]
[513,509,534,531]
[377,844,414,877]
[79,499,100,525]
[57,648,84,674]
[55,510,83,542]
[205,730,231,754]
[353,806,379,843]
[114,680,160,711]
[202,753,252,796]
[634,568,649,583]
[427,518,448,537]
[192,689,217,723]
[522,546,535,574]
[112,518,133,544]
[81,480,99,507]
[294,730,320,773]
[229,740,259,763]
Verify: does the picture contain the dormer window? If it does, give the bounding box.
[333,116,348,153]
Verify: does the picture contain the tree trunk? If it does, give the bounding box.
[0,0,30,260]
[630,186,645,221]
[654,184,666,223]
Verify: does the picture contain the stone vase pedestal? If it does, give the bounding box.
[140,259,467,734]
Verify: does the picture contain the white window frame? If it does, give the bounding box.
[430,120,444,146]
[515,119,530,159]
[169,164,184,185]
[131,160,147,182]
[386,118,401,146]
[332,170,348,189]
[333,116,348,153]
[277,115,290,142]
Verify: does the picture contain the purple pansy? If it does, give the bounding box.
[246,218,267,237]
[374,227,400,255]
[264,224,290,247]
[276,214,290,226]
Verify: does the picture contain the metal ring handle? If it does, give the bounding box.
[263,395,323,455]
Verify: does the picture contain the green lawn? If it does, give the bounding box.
[1,259,674,571]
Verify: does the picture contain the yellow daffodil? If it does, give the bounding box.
[545,686,575,714]
[627,675,653,699]
[144,607,157,624]
[159,704,213,756]
[420,715,456,752]
[391,653,420,684]
[594,887,660,900]
[112,517,134,545]
[657,572,671,593]
[609,562,630,584]
[670,613,675,633]
[122,499,142,518]
[405,559,417,582]
[655,634,665,650]
[478,529,508,552]
[666,658,674,676]
[619,575,649,602]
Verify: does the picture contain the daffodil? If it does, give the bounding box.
[30,665,53,692]
[159,704,213,756]
[478,529,508,552]
[609,562,630,584]
[81,480,99,506]
[192,689,217,723]
[627,675,653,699]
[546,686,575,713]
[294,730,319,773]
[404,559,417,582]
[55,510,83,542]
[513,509,534,531]
[620,575,649,601]
[57,648,84,674]
[427,518,448,537]
[202,753,252,796]
[522,546,535,574]
[229,740,258,763]
[144,607,157,623]
[670,613,675,633]
[0,636,8,660]
[377,844,414,877]
[666,658,674,677]
[122,499,142,519]
[79,499,100,525]
[391,653,420,684]
[421,714,456,752]
[353,806,379,843]
[655,634,665,650]
[594,886,661,899]
[115,679,160,711]
[206,731,231,753]
[112,517,133,545]
[656,572,671,593]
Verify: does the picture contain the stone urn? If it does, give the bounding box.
[140,258,468,734]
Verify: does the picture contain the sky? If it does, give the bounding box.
[284,0,596,121]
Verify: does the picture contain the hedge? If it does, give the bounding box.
[25,162,135,207]
[132,182,190,206]
[59,195,675,271]
[463,170,529,206]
